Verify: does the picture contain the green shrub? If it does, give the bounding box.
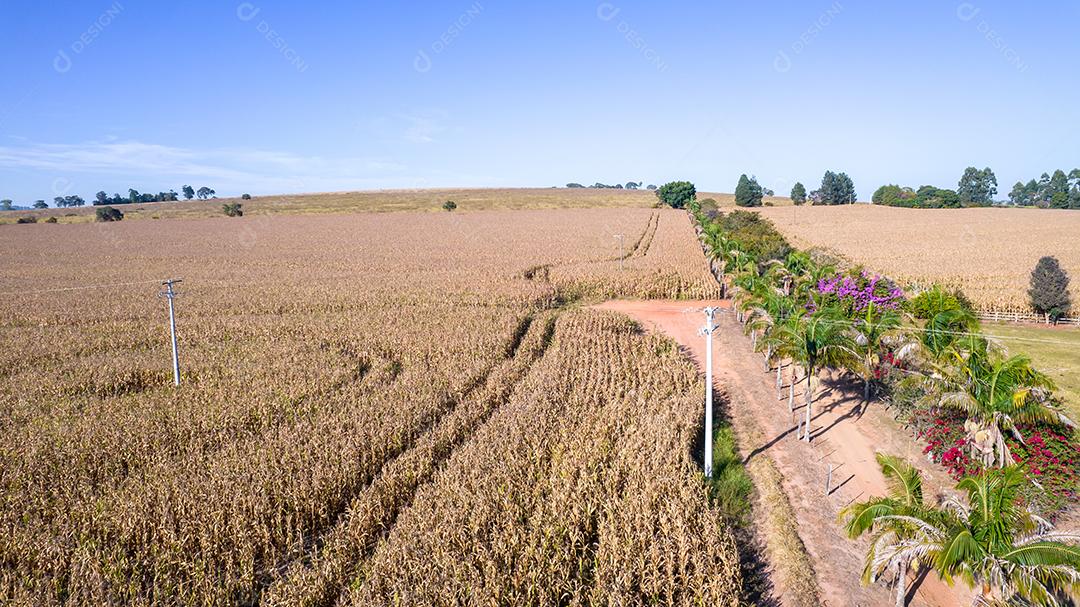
[442,200,457,212]
[95,206,123,222]
[654,181,696,209]
[716,210,792,262]
[241,193,252,200]
[16,216,37,224]
[45,216,57,224]
[222,203,243,217]
[907,285,974,319]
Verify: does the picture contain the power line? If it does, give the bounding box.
[685,303,1080,349]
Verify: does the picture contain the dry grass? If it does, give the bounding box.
[0,206,738,605]
[0,188,796,225]
[747,451,822,607]
[756,205,1080,315]
[0,187,662,224]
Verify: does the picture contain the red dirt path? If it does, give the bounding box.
[595,299,972,607]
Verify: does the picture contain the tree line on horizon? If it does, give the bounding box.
[872,167,997,208]
[1,185,218,209]
[734,171,854,207]
[1008,168,1080,209]
[565,181,656,190]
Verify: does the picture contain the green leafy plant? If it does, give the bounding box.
[654,181,696,209]
[95,206,123,222]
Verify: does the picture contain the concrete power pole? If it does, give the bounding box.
[161,279,182,386]
[700,307,718,477]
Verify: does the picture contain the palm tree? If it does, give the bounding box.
[853,464,1080,606]
[747,287,797,373]
[730,264,767,328]
[840,453,937,607]
[925,341,1061,468]
[921,308,980,360]
[850,302,906,403]
[937,466,1080,605]
[702,227,732,289]
[772,305,855,442]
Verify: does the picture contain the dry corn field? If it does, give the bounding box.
[756,205,1080,316]
[0,207,740,606]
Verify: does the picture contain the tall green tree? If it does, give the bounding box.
[957,167,997,206]
[1028,256,1071,322]
[1008,181,1029,206]
[734,174,763,207]
[1049,169,1070,209]
[790,182,807,205]
[814,171,857,204]
[182,185,195,200]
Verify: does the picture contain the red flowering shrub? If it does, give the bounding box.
[907,409,1080,513]
[1008,424,1079,511]
[910,409,978,478]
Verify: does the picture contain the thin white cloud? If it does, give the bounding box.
[397,110,449,144]
[0,139,408,195]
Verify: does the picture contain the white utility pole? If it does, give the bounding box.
[614,234,625,270]
[161,279,182,386]
[701,306,718,477]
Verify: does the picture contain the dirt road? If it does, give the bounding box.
[595,299,971,607]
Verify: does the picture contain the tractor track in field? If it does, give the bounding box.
[255,313,558,607]
[519,210,660,283]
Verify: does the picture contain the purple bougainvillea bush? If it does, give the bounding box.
[807,269,905,316]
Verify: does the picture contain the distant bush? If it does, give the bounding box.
[716,210,791,262]
[566,183,584,188]
[654,181,696,209]
[95,206,123,222]
[16,216,37,224]
[691,198,721,220]
[241,193,252,200]
[734,174,763,207]
[45,216,57,224]
[811,170,857,205]
[222,203,244,217]
[442,200,457,212]
[873,184,960,208]
[790,182,807,205]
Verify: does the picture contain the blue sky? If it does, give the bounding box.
[1,1,1077,203]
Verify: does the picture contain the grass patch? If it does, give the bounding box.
[984,322,1080,422]
[706,424,754,525]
